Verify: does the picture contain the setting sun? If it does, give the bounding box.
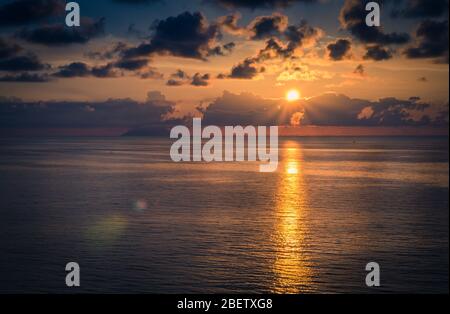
[286,89,301,102]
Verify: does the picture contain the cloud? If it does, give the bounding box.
[392,0,449,19]
[210,0,318,9]
[216,13,244,35]
[354,64,365,76]
[222,18,321,79]
[114,58,149,70]
[85,42,129,61]
[221,17,321,81]
[207,42,236,56]
[0,72,50,82]
[90,63,120,78]
[0,37,22,59]
[327,39,352,61]
[1,91,447,130]
[166,79,184,86]
[127,23,147,39]
[147,90,166,102]
[17,18,105,46]
[121,11,221,60]
[53,62,91,78]
[277,63,331,81]
[356,97,437,126]
[171,69,190,80]
[140,68,164,79]
[53,62,119,78]
[0,96,175,129]
[0,0,64,27]
[165,70,211,86]
[404,20,449,63]
[340,0,410,45]
[0,54,49,72]
[201,91,281,125]
[364,45,393,61]
[200,91,447,127]
[248,13,288,40]
[53,57,160,79]
[0,36,50,78]
[191,73,210,86]
[228,58,260,79]
[281,21,321,56]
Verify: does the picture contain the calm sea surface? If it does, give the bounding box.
[0,137,448,293]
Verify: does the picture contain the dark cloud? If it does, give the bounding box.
[216,13,243,35]
[253,20,321,63]
[84,47,154,77]
[201,91,281,125]
[0,37,50,78]
[17,18,105,46]
[434,105,450,126]
[354,64,365,76]
[1,91,446,130]
[53,62,119,78]
[211,0,318,9]
[207,42,236,56]
[223,19,320,79]
[357,96,436,126]
[223,42,236,51]
[327,39,352,61]
[0,97,175,129]
[248,13,288,40]
[91,63,120,78]
[53,62,91,78]
[140,68,164,79]
[200,91,446,127]
[404,20,449,63]
[85,42,129,61]
[229,58,259,79]
[114,58,148,70]
[282,21,320,54]
[364,45,393,61]
[418,76,427,82]
[127,24,147,39]
[166,68,190,85]
[166,79,184,86]
[165,70,211,86]
[216,17,321,81]
[171,69,190,80]
[121,12,221,60]
[392,0,449,19]
[340,0,410,45]
[0,37,22,59]
[191,73,210,86]
[0,54,49,72]
[147,90,166,102]
[0,0,64,27]
[0,72,50,82]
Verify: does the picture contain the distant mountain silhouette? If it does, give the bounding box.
[122,125,171,137]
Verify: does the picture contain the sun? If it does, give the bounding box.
[286,89,301,102]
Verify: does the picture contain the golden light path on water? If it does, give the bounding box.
[272,141,313,293]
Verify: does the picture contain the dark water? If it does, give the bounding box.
[0,137,448,293]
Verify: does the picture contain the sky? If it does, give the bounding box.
[0,0,448,135]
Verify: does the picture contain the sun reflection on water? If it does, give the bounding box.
[272,141,313,293]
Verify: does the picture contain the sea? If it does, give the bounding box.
[0,136,448,293]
